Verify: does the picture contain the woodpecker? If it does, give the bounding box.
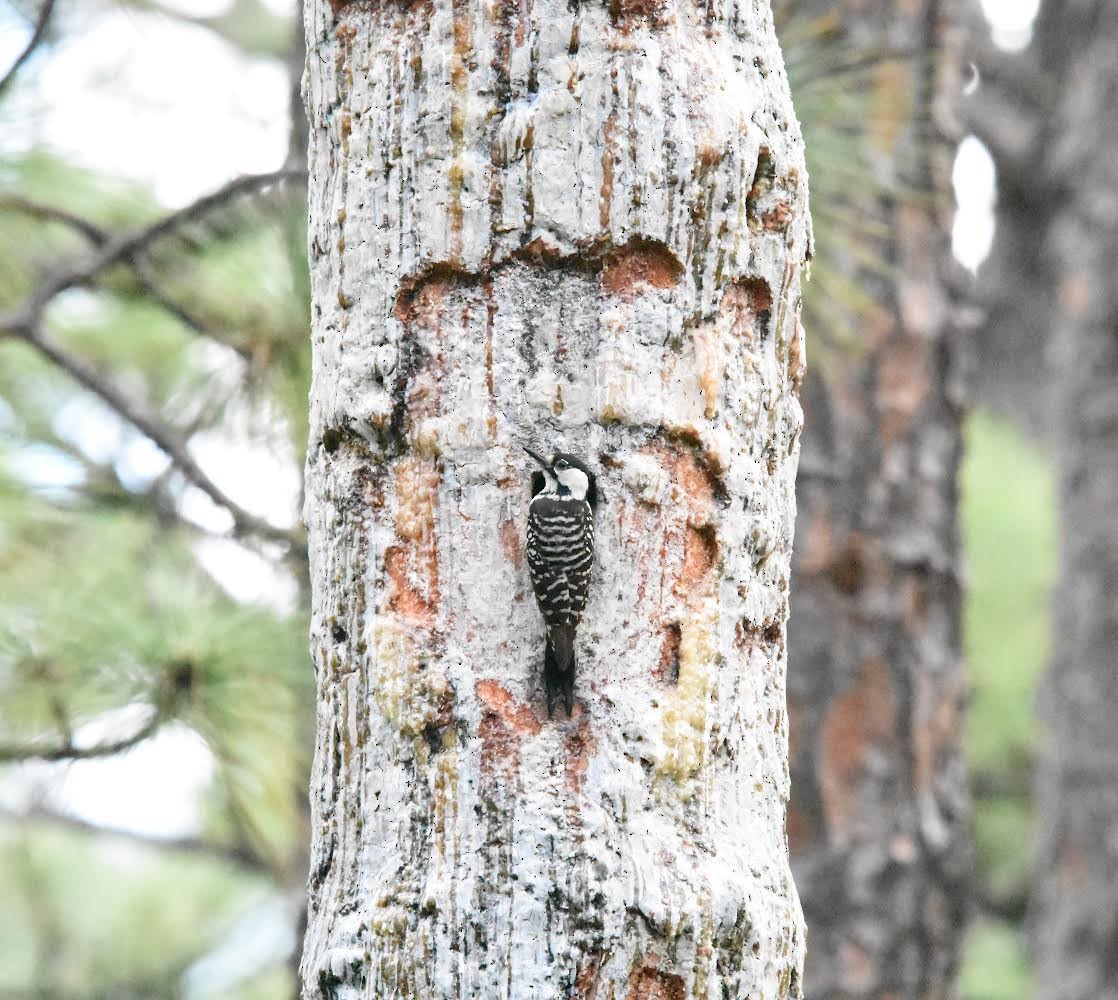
[524,447,596,718]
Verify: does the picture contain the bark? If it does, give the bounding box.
[298,0,811,997]
[1027,3,1118,997]
[784,3,972,997]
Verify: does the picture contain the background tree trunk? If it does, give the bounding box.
[783,2,972,996]
[298,0,811,996]
[297,1,813,1000]
[1023,3,1118,997]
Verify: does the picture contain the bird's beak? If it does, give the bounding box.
[523,446,550,470]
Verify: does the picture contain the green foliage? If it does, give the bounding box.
[0,17,311,989]
[0,824,274,996]
[959,411,1057,998]
[961,411,1057,773]
[961,918,1032,1000]
[0,156,151,309]
[973,794,1033,903]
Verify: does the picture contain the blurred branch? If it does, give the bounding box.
[0,0,56,98]
[8,322,298,547]
[0,177,307,546]
[0,194,107,245]
[130,259,254,362]
[1,195,258,362]
[0,704,162,763]
[0,176,310,551]
[0,804,274,874]
[1,168,305,331]
[787,46,918,89]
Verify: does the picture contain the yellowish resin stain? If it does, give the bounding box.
[658,602,719,782]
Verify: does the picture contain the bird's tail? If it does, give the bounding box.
[544,625,576,718]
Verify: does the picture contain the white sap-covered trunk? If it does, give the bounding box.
[300,0,811,997]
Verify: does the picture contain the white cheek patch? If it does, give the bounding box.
[557,468,589,498]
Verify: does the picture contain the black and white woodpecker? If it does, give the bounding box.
[524,447,597,718]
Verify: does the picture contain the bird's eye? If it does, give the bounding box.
[555,459,568,470]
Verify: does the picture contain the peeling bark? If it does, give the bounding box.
[299,0,811,996]
[784,2,972,997]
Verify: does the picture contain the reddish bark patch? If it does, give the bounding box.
[913,669,964,811]
[658,622,682,684]
[601,239,683,299]
[476,680,541,775]
[737,617,784,649]
[761,200,795,232]
[385,460,440,623]
[720,276,773,344]
[478,711,519,776]
[677,523,719,594]
[1058,844,1089,890]
[877,335,931,446]
[746,146,776,215]
[819,657,898,838]
[787,317,806,390]
[350,463,386,510]
[515,235,569,266]
[563,715,597,792]
[1060,273,1092,317]
[626,965,684,1000]
[499,519,523,567]
[629,441,724,683]
[828,536,868,595]
[697,144,724,169]
[600,120,615,229]
[670,447,716,511]
[610,0,669,28]
[513,0,528,46]
[786,801,814,853]
[838,939,876,993]
[797,507,835,576]
[902,573,930,632]
[385,545,438,622]
[331,0,433,21]
[394,265,469,324]
[476,680,542,736]
[573,959,601,999]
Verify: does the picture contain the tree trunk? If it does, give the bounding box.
[1028,4,1118,997]
[299,0,811,997]
[784,2,972,997]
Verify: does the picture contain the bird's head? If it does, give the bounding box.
[524,447,596,504]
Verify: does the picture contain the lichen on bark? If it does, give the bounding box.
[300,0,811,996]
